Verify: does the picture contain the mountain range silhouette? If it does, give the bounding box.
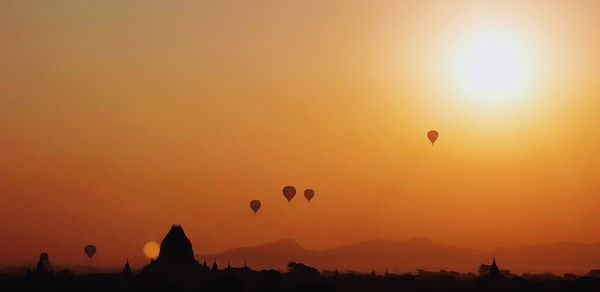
[200,238,600,274]
[2,225,600,291]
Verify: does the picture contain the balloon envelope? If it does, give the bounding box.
[249,200,261,214]
[282,186,296,202]
[427,130,439,145]
[84,245,96,258]
[304,189,315,202]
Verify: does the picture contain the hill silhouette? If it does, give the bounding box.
[199,239,321,270]
[2,225,600,291]
[201,238,600,274]
[320,238,484,272]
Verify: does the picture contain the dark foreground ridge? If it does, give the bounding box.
[1,225,599,292]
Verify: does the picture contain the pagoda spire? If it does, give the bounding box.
[211,259,218,272]
[488,257,501,277]
[123,258,132,274]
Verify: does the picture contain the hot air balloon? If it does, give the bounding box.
[249,200,261,214]
[84,245,96,258]
[427,130,439,145]
[282,186,296,202]
[304,189,315,202]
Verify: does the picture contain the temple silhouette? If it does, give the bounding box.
[479,257,510,278]
[2,225,599,291]
[25,253,53,278]
[142,224,203,276]
[122,259,132,275]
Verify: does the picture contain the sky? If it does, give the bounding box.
[1,0,599,268]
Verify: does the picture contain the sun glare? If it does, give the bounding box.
[449,29,536,107]
[143,241,160,259]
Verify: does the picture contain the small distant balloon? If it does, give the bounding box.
[282,186,296,202]
[249,200,261,214]
[84,245,96,258]
[427,130,439,145]
[304,189,315,202]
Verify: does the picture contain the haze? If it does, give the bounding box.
[1,1,599,270]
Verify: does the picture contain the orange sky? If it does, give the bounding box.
[1,1,599,269]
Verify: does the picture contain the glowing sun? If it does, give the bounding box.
[449,29,536,107]
[143,241,160,259]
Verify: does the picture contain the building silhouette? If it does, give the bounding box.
[26,253,53,278]
[488,258,500,277]
[36,253,53,275]
[479,258,510,278]
[142,224,201,276]
[122,259,132,274]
